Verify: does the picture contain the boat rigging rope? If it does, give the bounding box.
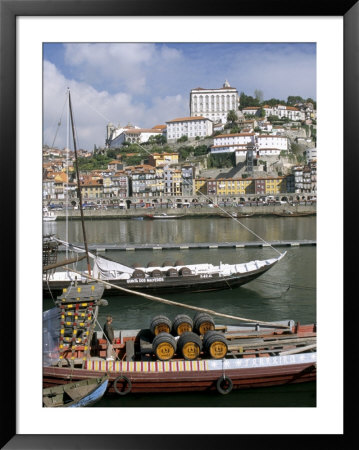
[50,94,68,149]
[67,268,290,329]
[132,142,284,257]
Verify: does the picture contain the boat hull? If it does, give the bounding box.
[43,263,275,297]
[43,376,108,407]
[43,355,316,395]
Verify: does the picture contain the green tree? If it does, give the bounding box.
[265,98,285,107]
[106,149,118,159]
[177,135,188,143]
[193,145,208,156]
[178,146,193,160]
[124,155,143,166]
[287,96,304,105]
[227,110,238,125]
[240,92,259,108]
[306,98,317,109]
[207,153,235,168]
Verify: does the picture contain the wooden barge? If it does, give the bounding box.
[42,284,316,397]
[43,236,286,297]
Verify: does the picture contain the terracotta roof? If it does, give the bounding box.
[214,133,255,138]
[166,116,210,123]
[124,128,163,134]
[211,144,247,149]
[257,135,287,139]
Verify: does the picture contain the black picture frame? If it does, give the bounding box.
[1,0,356,448]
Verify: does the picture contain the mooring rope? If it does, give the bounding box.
[67,268,290,329]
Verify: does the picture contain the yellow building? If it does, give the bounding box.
[264,177,285,194]
[216,178,254,196]
[194,178,207,195]
[148,152,179,167]
[80,177,103,199]
[172,170,182,196]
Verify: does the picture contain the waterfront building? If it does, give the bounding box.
[206,179,217,196]
[181,165,196,196]
[43,179,56,201]
[103,173,130,198]
[195,178,208,195]
[254,178,266,195]
[80,177,104,200]
[285,174,295,193]
[293,166,304,193]
[264,177,286,194]
[190,80,240,124]
[303,167,312,193]
[166,116,213,142]
[216,178,254,196]
[162,167,183,196]
[124,165,157,198]
[309,161,317,194]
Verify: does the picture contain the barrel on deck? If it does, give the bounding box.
[177,332,202,360]
[203,331,228,359]
[193,312,215,335]
[150,315,172,336]
[172,314,193,336]
[152,333,177,361]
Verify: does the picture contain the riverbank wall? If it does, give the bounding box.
[54,203,316,220]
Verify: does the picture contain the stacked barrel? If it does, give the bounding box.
[149,312,228,361]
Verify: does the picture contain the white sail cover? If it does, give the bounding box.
[93,256,134,280]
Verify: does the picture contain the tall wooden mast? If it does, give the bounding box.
[68,89,92,275]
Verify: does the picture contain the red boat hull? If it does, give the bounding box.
[43,360,316,395]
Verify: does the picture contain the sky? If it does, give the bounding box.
[43,43,316,151]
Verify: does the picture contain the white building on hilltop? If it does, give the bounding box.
[166,116,213,142]
[210,132,288,158]
[190,80,240,124]
[106,123,164,148]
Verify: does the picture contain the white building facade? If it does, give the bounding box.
[210,133,288,157]
[263,105,305,121]
[166,116,213,142]
[256,135,288,152]
[190,80,240,124]
[108,126,164,148]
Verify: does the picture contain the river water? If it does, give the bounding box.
[43,215,316,407]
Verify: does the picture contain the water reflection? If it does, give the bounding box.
[45,216,316,246]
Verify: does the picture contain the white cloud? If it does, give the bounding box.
[43,43,316,150]
[43,60,187,150]
[63,43,182,95]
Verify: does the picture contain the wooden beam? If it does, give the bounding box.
[43,254,87,271]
